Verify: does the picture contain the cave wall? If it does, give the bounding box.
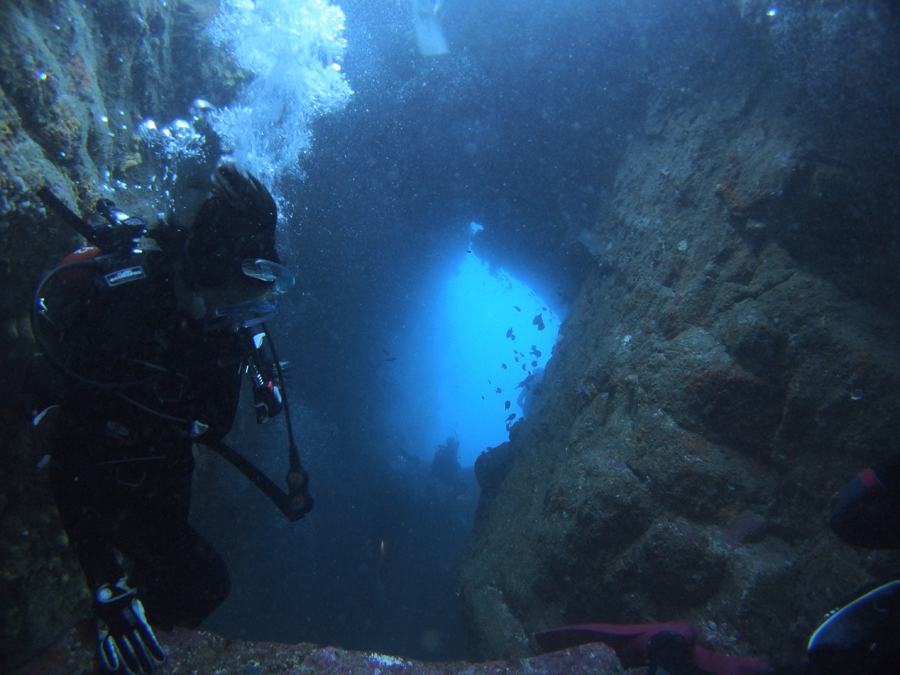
[0,1,232,669]
[460,0,900,666]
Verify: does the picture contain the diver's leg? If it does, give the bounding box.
[118,463,231,629]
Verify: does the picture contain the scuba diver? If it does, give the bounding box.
[431,436,463,487]
[536,451,900,675]
[516,367,544,418]
[30,165,313,674]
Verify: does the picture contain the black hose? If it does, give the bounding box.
[261,323,301,472]
[261,322,314,520]
[200,437,306,521]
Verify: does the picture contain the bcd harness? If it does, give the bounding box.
[33,186,313,521]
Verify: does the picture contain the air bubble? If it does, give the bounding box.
[189,98,215,119]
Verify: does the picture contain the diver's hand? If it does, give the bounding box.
[94,577,166,674]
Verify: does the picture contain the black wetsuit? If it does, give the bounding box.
[44,247,258,629]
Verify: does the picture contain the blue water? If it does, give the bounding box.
[428,246,560,466]
[375,234,562,468]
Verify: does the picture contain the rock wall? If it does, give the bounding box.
[18,624,625,675]
[460,2,900,667]
[0,1,231,669]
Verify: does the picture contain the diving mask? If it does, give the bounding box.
[197,259,295,330]
[241,259,295,295]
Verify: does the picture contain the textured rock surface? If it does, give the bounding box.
[460,2,900,668]
[13,624,625,675]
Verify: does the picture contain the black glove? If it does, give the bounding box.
[94,577,166,674]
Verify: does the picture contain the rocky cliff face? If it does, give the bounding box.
[460,1,900,667]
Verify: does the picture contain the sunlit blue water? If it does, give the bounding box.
[433,246,560,467]
[379,222,562,469]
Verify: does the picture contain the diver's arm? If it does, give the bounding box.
[53,495,167,675]
[49,466,136,592]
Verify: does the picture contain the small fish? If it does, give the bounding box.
[481,395,484,400]
[506,327,513,339]
[533,313,545,331]
[488,379,492,384]
[515,356,519,362]
[513,306,521,312]
[531,360,537,367]
[542,306,547,311]
[531,347,542,357]
[501,363,507,369]
[506,413,516,421]
[382,349,390,355]
[522,365,526,370]
[385,357,397,362]
[467,249,472,253]
[495,387,502,394]
[504,400,510,410]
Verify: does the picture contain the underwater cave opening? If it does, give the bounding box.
[386,222,564,469]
